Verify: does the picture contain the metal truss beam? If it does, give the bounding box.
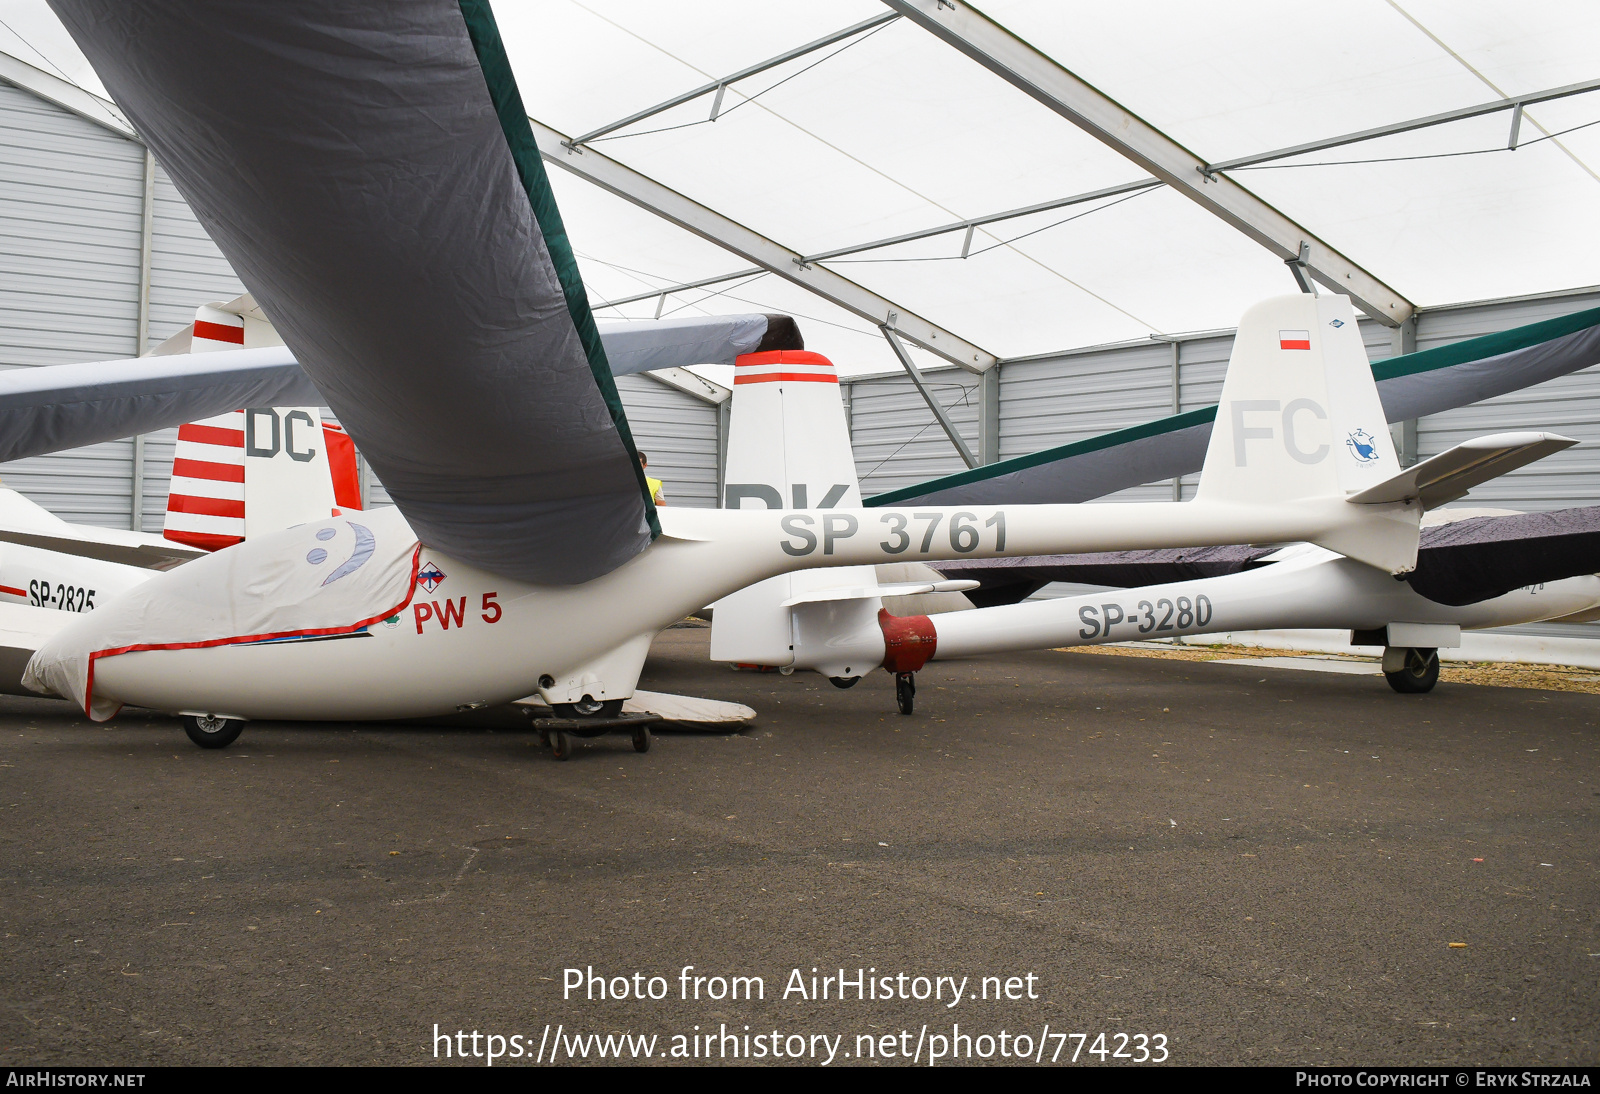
[881,326,978,468]
[883,0,1414,325]
[567,11,900,147]
[1205,76,1600,174]
[598,72,1599,306]
[532,116,998,372]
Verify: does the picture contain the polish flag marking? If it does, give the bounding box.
[1279,330,1311,350]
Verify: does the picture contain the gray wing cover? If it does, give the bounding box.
[1404,506,1600,607]
[0,347,317,464]
[932,507,1600,609]
[0,314,798,466]
[46,0,647,584]
[870,306,1600,508]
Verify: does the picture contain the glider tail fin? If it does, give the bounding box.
[708,351,886,675]
[1197,293,1397,505]
[1197,293,1422,572]
[163,407,357,552]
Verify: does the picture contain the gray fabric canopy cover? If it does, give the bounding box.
[45,0,677,584]
[871,306,1600,508]
[932,506,1600,608]
[0,313,800,466]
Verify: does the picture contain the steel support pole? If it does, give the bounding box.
[1390,317,1419,468]
[881,324,977,468]
[1171,339,1182,501]
[979,365,1000,465]
[132,146,155,531]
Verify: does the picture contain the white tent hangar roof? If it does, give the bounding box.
[498,0,1600,375]
[5,0,1599,377]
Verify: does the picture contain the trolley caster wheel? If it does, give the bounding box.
[550,729,573,760]
[1384,647,1439,694]
[632,726,652,753]
[895,672,915,716]
[551,698,624,719]
[183,714,243,750]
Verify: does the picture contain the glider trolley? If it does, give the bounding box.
[527,704,663,761]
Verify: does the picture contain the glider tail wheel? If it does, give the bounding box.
[1384,647,1440,694]
[551,697,625,721]
[182,714,243,749]
[632,726,652,753]
[895,672,916,716]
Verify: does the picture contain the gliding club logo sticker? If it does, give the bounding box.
[416,562,447,593]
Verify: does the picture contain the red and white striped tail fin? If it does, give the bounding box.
[190,303,246,351]
[164,410,246,551]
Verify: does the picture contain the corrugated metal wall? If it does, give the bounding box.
[613,373,721,509]
[848,371,980,498]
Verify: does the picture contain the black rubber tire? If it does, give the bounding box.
[632,726,652,754]
[895,673,915,716]
[551,698,624,719]
[550,729,573,761]
[1384,647,1440,694]
[183,714,243,749]
[829,676,861,689]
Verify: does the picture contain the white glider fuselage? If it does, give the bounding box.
[84,493,1412,722]
[928,545,1600,662]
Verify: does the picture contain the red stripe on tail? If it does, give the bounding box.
[322,423,362,510]
[192,319,245,344]
[177,423,245,447]
[166,494,245,518]
[171,457,245,483]
[163,530,243,552]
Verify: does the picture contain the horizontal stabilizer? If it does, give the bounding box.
[779,579,980,607]
[1347,432,1577,509]
[0,528,204,570]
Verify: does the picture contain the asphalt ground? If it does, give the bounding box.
[1,624,1595,1068]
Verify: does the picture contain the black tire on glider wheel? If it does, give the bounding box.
[183,714,243,749]
[1384,647,1440,694]
[551,698,624,719]
[895,673,915,716]
[550,730,573,761]
[632,726,652,754]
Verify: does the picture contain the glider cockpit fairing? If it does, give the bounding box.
[26,1,1425,738]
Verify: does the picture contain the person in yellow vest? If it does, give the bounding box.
[639,451,665,506]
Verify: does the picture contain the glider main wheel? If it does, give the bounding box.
[551,698,624,720]
[1384,647,1440,694]
[895,672,915,716]
[631,726,652,754]
[829,676,861,689]
[183,714,243,750]
[549,729,573,761]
